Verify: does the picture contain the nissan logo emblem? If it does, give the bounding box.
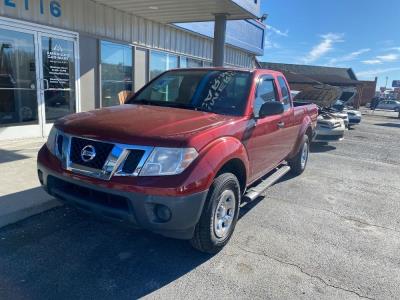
[81,145,96,162]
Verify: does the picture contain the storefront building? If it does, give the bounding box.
[0,0,264,140]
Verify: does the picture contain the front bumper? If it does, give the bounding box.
[313,127,345,142]
[37,162,208,240]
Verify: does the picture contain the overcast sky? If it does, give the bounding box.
[260,0,400,89]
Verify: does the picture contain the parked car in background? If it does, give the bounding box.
[330,110,349,128]
[313,108,346,143]
[330,100,362,128]
[375,100,400,112]
[347,109,362,127]
[37,68,318,253]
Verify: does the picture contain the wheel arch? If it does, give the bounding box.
[288,117,313,159]
[215,158,247,195]
[199,136,250,194]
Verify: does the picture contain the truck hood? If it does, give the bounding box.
[55,104,237,148]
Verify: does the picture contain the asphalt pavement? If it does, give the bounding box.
[0,111,399,300]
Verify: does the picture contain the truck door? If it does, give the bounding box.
[277,76,297,157]
[245,75,286,181]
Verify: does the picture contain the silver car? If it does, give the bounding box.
[313,113,346,143]
[375,100,400,112]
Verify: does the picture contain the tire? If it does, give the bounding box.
[289,135,309,176]
[190,173,240,254]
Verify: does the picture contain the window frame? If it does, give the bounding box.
[253,75,280,118]
[99,40,134,108]
[277,75,292,111]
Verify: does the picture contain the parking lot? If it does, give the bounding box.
[0,111,399,300]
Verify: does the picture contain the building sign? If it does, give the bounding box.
[392,80,400,88]
[4,0,61,18]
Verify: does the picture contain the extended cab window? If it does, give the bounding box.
[253,78,278,117]
[128,70,251,116]
[278,76,291,111]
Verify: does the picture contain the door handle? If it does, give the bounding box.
[43,79,49,90]
[277,121,285,129]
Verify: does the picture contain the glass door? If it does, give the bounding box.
[0,20,79,140]
[0,26,42,139]
[38,34,77,136]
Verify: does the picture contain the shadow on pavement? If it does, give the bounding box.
[310,143,337,153]
[239,196,265,220]
[0,149,29,164]
[374,123,400,128]
[0,205,212,299]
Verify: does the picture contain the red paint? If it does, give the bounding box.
[38,68,317,196]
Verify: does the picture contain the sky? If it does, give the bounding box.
[259,0,400,89]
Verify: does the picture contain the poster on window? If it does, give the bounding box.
[42,37,74,90]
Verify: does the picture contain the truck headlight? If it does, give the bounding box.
[46,126,59,156]
[46,126,64,159]
[139,147,198,176]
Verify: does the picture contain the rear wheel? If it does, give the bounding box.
[289,135,309,175]
[190,173,240,254]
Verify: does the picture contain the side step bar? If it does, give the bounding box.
[243,165,291,202]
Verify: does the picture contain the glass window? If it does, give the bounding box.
[150,51,178,80]
[0,28,38,127]
[100,41,133,107]
[187,58,203,68]
[278,76,291,110]
[180,57,203,68]
[203,61,213,67]
[254,78,278,117]
[128,70,251,116]
[168,55,178,70]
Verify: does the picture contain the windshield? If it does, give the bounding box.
[127,70,252,116]
[332,100,345,111]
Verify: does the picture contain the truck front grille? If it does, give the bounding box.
[121,150,146,174]
[70,137,114,169]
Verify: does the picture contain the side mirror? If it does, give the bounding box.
[259,101,284,118]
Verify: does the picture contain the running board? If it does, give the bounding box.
[243,165,291,202]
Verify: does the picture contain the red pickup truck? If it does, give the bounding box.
[37,68,317,253]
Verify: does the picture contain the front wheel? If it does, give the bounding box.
[190,173,240,254]
[289,135,310,175]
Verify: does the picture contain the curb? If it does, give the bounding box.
[0,190,62,229]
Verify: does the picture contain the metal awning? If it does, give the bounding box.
[91,0,258,23]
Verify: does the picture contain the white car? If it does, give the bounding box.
[331,100,362,128]
[313,113,346,143]
[330,110,349,128]
[375,100,400,112]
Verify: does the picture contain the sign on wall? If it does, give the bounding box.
[3,0,61,18]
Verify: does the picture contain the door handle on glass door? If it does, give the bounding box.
[43,79,49,90]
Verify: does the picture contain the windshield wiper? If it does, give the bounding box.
[131,99,152,105]
[131,99,168,107]
[130,99,210,112]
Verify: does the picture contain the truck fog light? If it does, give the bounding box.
[154,204,172,222]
